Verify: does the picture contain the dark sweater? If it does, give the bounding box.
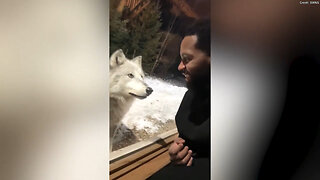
[176,88,211,158]
[148,82,211,180]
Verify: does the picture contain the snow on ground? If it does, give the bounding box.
[113,77,187,150]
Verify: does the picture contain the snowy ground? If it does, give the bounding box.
[112,77,187,151]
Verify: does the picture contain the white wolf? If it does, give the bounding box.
[109,49,153,151]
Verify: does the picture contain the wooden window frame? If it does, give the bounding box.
[110,128,178,179]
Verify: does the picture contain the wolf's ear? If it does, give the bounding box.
[132,56,142,67]
[110,49,126,68]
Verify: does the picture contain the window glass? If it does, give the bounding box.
[109,0,210,152]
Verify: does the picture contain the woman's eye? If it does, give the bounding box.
[128,73,134,78]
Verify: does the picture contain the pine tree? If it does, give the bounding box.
[124,1,162,73]
[109,0,162,73]
[109,0,129,55]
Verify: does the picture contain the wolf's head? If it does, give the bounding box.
[109,49,153,100]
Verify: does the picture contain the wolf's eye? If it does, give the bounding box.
[128,73,134,78]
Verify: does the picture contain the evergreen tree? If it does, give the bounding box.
[109,0,162,73]
[109,0,129,55]
[126,1,162,73]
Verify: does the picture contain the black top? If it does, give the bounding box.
[175,88,211,158]
[148,86,211,180]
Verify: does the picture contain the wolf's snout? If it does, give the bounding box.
[146,87,153,95]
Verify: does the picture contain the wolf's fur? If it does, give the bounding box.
[109,49,152,150]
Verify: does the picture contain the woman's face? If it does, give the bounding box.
[178,35,210,84]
